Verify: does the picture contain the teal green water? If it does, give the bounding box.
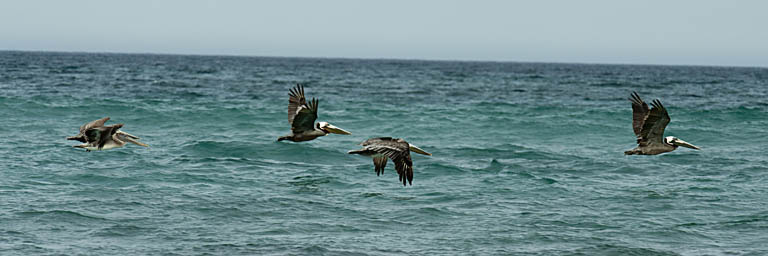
[1,51,767,255]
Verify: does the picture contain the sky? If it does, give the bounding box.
[1,0,767,67]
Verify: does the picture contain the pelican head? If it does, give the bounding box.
[117,131,150,147]
[317,122,351,135]
[665,136,700,150]
[408,144,432,156]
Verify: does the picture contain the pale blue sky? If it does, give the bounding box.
[1,1,767,67]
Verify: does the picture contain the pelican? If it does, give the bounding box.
[67,117,149,152]
[348,137,431,186]
[624,92,699,155]
[277,84,351,142]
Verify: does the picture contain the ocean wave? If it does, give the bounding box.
[17,209,110,221]
[93,224,156,237]
[566,244,681,256]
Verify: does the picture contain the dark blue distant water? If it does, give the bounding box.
[1,51,767,255]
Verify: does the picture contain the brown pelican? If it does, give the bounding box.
[277,84,351,142]
[624,92,699,155]
[67,117,149,152]
[348,137,431,186]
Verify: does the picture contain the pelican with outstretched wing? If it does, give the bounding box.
[67,117,149,152]
[277,84,351,142]
[67,117,111,143]
[624,92,699,155]
[348,137,431,186]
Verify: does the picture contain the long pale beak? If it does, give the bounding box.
[409,144,432,156]
[673,139,700,150]
[324,124,352,135]
[73,144,87,148]
[122,136,149,147]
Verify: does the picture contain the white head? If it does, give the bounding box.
[116,131,150,147]
[664,136,700,150]
[317,122,352,135]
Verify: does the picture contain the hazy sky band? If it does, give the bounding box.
[1,0,766,67]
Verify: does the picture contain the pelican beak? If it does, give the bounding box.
[73,144,87,148]
[123,136,150,147]
[409,144,432,156]
[673,139,700,150]
[324,124,352,135]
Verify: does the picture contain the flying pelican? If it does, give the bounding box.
[277,84,351,142]
[67,117,149,152]
[624,92,699,155]
[348,137,431,186]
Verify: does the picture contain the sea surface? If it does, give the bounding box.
[1,51,767,255]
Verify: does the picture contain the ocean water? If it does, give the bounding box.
[1,51,767,255]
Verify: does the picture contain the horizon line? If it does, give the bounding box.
[2,48,766,70]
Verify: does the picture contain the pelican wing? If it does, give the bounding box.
[638,99,670,146]
[629,92,649,136]
[291,98,318,133]
[85,124,123,149]
[68,117,110,142]
[288,84,307,124]
[373,154,388,176]
[84,128,102,144]
[80,117,110,133]
[287,84,318,133]
[362,137,413,186]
